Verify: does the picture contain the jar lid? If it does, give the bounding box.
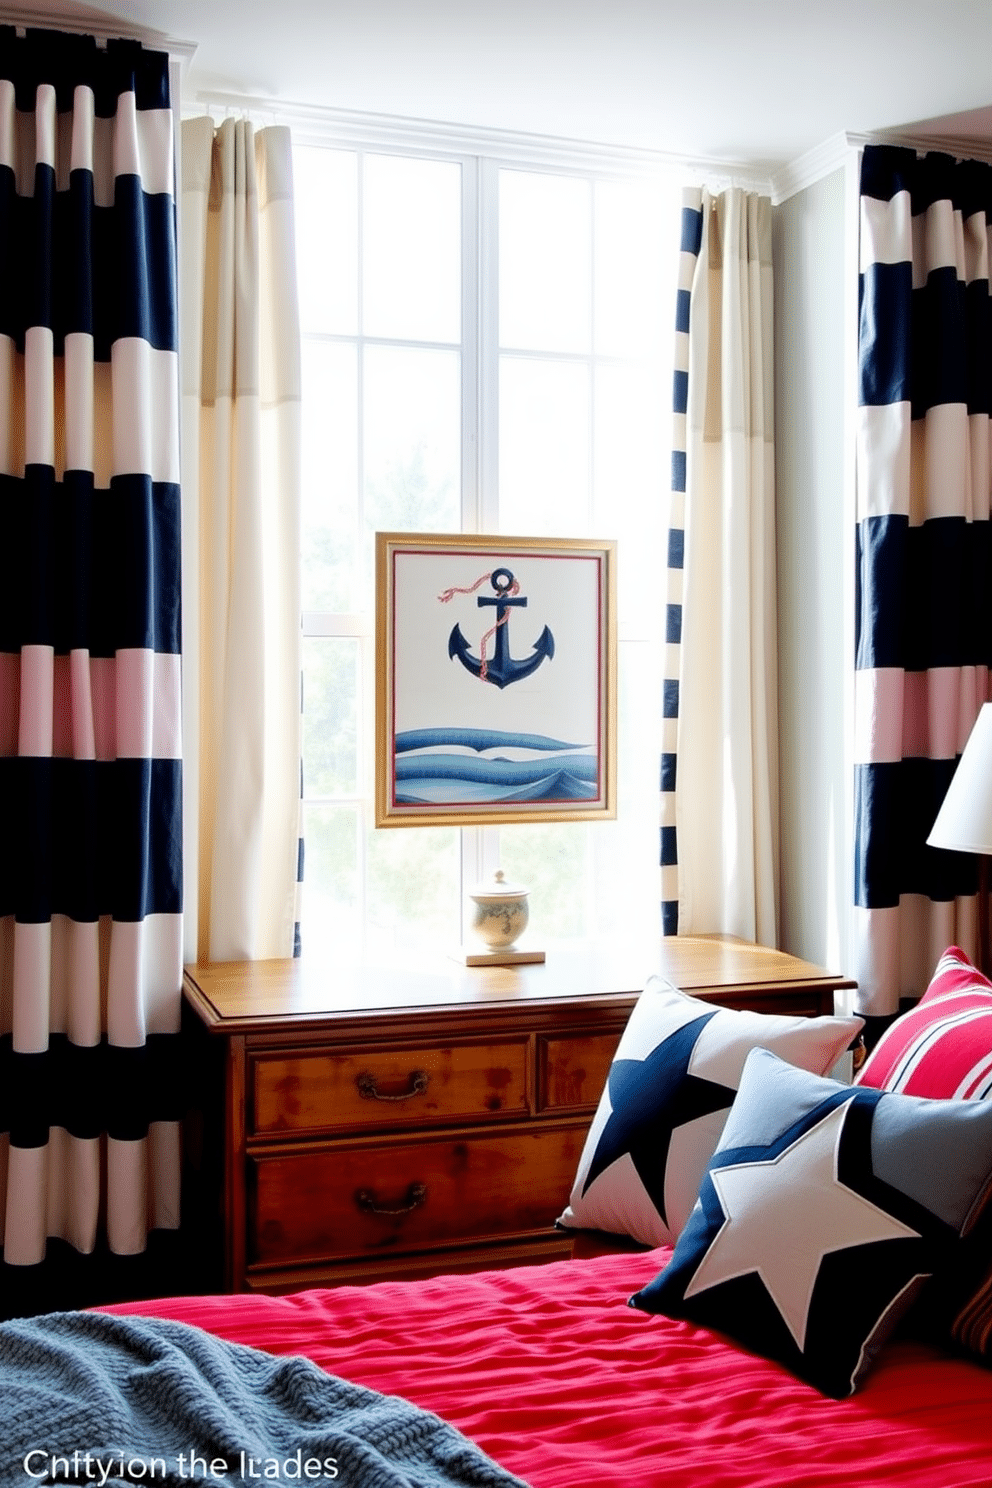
[469,868,529,901]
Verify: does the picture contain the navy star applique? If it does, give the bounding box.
[582,1013,734,1227]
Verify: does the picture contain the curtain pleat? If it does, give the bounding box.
[180,118,302,963]
[0,27,183,1284]
[665,186,779,946]
[854,145,992,1018]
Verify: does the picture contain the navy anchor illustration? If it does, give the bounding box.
[447,568,554,689]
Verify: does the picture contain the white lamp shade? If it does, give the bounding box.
[928,703,992,855]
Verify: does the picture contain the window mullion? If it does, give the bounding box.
[357,627,371,953]
[354,150,370,947]
[461,154,481,534]
[356,150,366,535]
[460,157,502,915]
[478,156,500,533]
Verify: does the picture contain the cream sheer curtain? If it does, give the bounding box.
[673,187,779,945]
[180,118,302,963]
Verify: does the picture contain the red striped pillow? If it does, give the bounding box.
[856,947,992,1362]
[856,946,992,1099]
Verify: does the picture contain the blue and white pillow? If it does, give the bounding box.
[629,1047,992,1398]
[557,979,862,1248]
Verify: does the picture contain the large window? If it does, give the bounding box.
[294,135,680,963]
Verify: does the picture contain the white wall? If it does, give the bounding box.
[773,166,854,981]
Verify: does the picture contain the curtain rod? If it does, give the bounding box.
[851,128,992,166]
[0,7,197,64]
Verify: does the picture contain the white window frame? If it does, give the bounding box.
[290,111,688,957]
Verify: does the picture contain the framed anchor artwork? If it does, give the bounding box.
[375,532,617,827]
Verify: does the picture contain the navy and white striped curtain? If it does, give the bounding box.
[855,145,992,1021]
[0,29,183,1303]
[660,195,700,935]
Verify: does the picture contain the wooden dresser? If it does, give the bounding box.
[182,936,855,1294]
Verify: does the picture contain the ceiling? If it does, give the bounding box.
[4,0,992,173]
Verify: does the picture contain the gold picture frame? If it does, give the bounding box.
[375,532,617,827]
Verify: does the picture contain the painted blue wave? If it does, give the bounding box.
[396,727,581,754]
[394,753,597,785]
[396,770,598,805]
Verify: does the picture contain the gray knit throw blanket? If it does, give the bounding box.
[0,1311,531,1488]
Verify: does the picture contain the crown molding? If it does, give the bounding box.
[189,90,778,192]
[770,132,861,204]
[771,124,992,205]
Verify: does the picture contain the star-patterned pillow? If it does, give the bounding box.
[556,978,862,1248]
[629,1047,992,1398]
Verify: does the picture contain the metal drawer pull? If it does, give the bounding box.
[355,1182,428,1216]
[356,1069,430,1101]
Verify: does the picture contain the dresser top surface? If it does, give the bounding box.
[184,935,855,1035]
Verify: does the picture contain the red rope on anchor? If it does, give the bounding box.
[437,572,493,603]
[438,570,520,681]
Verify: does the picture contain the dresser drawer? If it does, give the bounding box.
[538,1031,620,1111]
[250,1039,530,1136]
[248,1125,584,1266]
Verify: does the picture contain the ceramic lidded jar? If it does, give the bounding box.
[468,869,530,950]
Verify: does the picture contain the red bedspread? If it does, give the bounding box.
[109,1249,992,1488]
